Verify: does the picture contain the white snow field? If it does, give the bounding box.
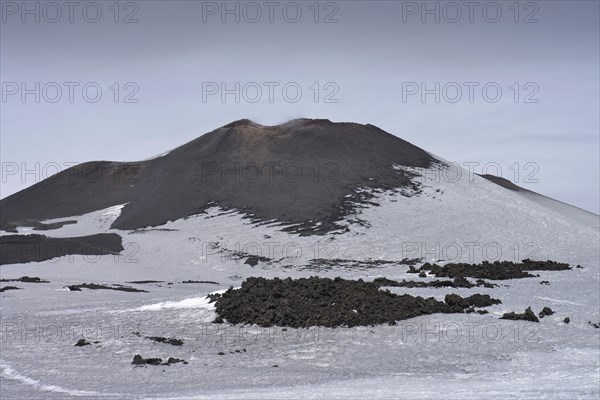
[1,161,598,399]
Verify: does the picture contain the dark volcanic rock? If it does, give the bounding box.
[0,119,435,235]
[443,293,501,310]
[0,233,124,265]
[479,174,529,192]
[13,219,77,231]
[500,307,539,322]
[132,354,146,365]
[146,336,183,346]
[75,339,91,346]
[165,357,188,365]
[207,276,501,328]
[66,283,147,293]
[181,280,219,285]
[0,276,48,283]
[416,259,570,280]
[299,258,401,271]
[0,286,20,293]
[539,307,554,318]
[132,354,172,366]
[244,256,270,267]
[372,276,495,289]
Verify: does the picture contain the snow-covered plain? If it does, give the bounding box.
[1,162,598,399]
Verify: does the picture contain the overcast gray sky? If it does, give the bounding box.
[1,0,599,213]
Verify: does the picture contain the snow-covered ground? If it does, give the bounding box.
[1,162,598,399]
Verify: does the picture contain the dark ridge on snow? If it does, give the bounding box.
[12,219,78,231]
[411,259,571,280]
[479,174,529,192]
[0,233,123,265]
[0,119,436,235]
[66,283,147,293]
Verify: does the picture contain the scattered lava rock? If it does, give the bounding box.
[446,293,501,308]
[165,357,188,365]
[538,307,554,318]
[75,339,91,346]
[66,283,147,293]
[299,258,400,271]
[589,321,600,329]
[207,276,501,328]
[520,259,572,271]
[127,280,164,284]
[372,276,496,289]
[400,257,422,266]
[0,276,48,283]
[539,281,550,285]
[146,336,183,346]
[416,259,570,280]
[181,280,219,284]
[563,317,570,324]
[0,286,20,293]
[132,354,184,366]
[500,307,539,322]
[244,256,271,267]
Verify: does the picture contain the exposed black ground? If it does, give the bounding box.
[132,355,188,366]
[372,276,496,289]
[66,283,147,293]
[181,280,219,284]
[539,307,554,318]
[0,276,48,283]
[0,234,124,265]
[500,307,539,322]
[288,258,423,272]
[13,219,77,231]
[244,256,271,267]
[0,286,20,293]
[479,174,530,192]
[411,259,570,280]
[146,336,184,346]
[208,276,501,328]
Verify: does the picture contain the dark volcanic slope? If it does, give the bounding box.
[1,119,434,234]
[479,174,530,192]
